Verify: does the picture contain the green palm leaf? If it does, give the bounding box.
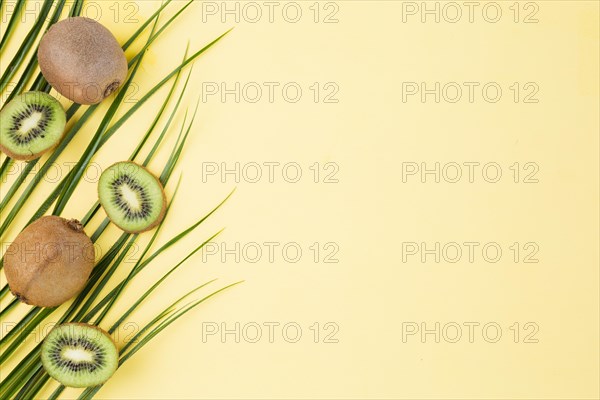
[0,1,238,398]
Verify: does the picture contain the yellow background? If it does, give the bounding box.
[1,1,599,398]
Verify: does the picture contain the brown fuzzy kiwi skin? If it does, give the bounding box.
[0,135,63,161]
[98,162,167,234]
[0,144,42,161]
[37,17,127,105]
[4,216,95,308]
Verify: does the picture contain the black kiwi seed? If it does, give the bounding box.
[111,174,153,221]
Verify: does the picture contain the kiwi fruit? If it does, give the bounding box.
[41,323,119,388]
[38,17,127,105]
[4,216,94,308]
[0,91,67,160]
[98,161,166,233]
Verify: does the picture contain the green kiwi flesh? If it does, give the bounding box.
[41,323,119,388]
[0,91,66,160]
[98,162,166,233]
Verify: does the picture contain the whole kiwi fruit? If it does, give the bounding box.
[4,216,95,307]
[38,17,127,105]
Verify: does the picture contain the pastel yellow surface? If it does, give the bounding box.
[0,1,598,399]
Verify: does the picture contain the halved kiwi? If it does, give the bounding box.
[0,91,66,160]
[98,161,166,233]
[41,323,119,388]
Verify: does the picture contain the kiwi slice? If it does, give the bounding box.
[98,161,166,233]
[0,91,66,160]
[41,323,119,388]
